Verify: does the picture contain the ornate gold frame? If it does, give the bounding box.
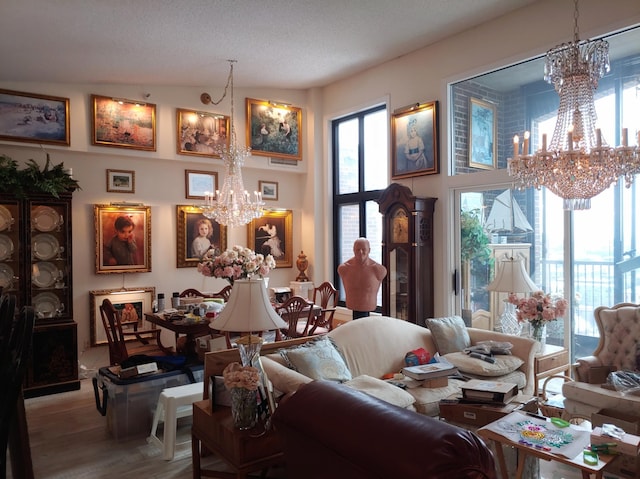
[176,108,229,158]
[176,205,227,268]
[248,209,293,268]
[91,94,156,151]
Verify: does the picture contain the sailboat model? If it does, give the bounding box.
[485,190,533,235]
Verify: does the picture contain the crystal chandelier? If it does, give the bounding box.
[200,60,264,227]
[508,0,639,210]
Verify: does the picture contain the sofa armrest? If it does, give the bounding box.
[261,355,312,395]
[467,328,537,396]
[573,356,610,383]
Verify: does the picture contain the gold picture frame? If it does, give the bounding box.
[176,205,227,268]
[94,204,151,274]
[106,169,135,193]
[176,108,229,157]
[246,98,302,161]
[185,169,218,200]
[89,287,155,346]
[91,94,156,151]
[248,209,293,268]
[468,97,497,170]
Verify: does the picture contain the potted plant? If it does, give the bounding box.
[0,154,80,198]
[460,209,491,324]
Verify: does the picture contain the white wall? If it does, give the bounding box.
[2,0,639,358]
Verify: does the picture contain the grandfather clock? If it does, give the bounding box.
[378,183,436,325]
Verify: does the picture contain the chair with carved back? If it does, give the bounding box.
[1,295,35,479]
[100,298,172,366]
[310,281,338,335]
[277,295,314,339]
[211,285,232,302]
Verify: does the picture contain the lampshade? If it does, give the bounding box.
[487,257,537,293]
[209,278,286,333]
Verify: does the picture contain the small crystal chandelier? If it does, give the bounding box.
[200,60,264,227]
[508,0,639,210]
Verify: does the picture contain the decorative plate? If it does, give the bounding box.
[0,263,14,289]
[32,261,59,288]
[32,233,60,260]
[33,292,62,318]
[0,206,13,232]
[32,206,62,232]
[0,235,14,261]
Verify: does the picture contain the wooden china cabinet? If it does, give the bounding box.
[378,183,436,326]
[0,191,79,397]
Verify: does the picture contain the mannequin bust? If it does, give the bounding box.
[338,238,387,319]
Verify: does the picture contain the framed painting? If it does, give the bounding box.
[246,98,302,161]
[469,97,497,170]
[176,108,229,157]
[185,169,218,200]
[177,205,227,268]
[91,94,156,151]
[391,101,439,179]
[106,169,135,193]
[89,287,155,346]
[94,204,151,274]
[0,89,70,146]
[248,209,293,268]
[258,180,278,201]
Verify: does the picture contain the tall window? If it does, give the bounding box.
[451,26,640,361]
[332,105,388,307]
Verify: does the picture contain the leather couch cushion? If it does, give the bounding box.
[444,352,524,376]
[344,375,416,409]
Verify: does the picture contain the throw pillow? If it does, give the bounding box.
[444,352,524,376]
[424,316,471,354]
[279,336,352,382]
[344,375,416,409]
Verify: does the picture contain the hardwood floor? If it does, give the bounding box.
[7,378,286,479]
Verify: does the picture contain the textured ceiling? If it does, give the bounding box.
[0,0,538,89]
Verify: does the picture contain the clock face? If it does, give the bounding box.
[392,209,409,243]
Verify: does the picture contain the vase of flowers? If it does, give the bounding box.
[507,290,568,348]
[197,245,275,285]
[223,362,260,429]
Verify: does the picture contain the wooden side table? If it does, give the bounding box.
[534,344,570,392]
[191,400,284,479]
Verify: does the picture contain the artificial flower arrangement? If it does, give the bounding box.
[197,245,275,284]
[222,362,260,391]
[507,290,568,327]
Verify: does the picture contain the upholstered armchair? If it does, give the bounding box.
[562,303,640,419]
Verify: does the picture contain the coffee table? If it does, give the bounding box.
[477,411,617,479]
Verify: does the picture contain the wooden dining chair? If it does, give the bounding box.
[310,281,338,334]
[276,295,314,339]
[100,298,172,366]
[211,285,232,302]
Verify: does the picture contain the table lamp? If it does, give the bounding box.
[486,256,537,335]
[209,277,287,364]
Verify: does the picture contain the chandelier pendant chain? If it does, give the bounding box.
[199,60,265,227]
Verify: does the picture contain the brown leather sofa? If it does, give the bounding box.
[272,380,497,479]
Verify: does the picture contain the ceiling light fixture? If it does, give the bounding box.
[200,60,264,227]
[508,0,639,210]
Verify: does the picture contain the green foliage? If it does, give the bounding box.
[0,154,80,198]
[460,209,490,263]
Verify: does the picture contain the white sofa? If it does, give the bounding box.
[262,316,537,416]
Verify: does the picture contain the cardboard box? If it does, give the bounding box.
[603,452,640,479]
[439,393,537,428]
[421,376,448,388]
[591,426,640,456]
[592,409,640,435]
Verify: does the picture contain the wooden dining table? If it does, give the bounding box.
[144,312,212,359]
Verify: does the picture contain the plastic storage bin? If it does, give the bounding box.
[93,365,203,440]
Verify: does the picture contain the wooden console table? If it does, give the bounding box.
[191,400,283,479]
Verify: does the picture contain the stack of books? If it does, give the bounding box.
[401,362,458,387]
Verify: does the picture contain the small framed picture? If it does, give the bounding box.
[91,94,156,151]
[468,97,497,170]
[185,169,218,199]
[176,108,229,157]
[176,205,227,268]
[259,180,278,201]
[106,169,135,193]
[248,209,293,268]
[391,101,439,179]
[0,89,70,146]
[94,204,151,274]
[246,98,302,161]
